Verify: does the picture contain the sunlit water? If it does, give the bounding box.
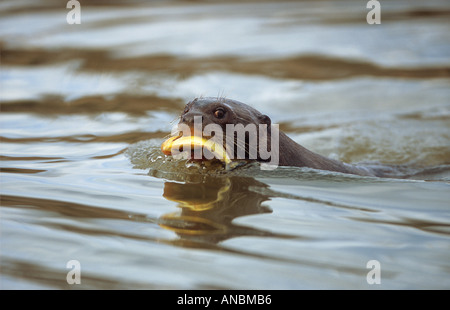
[1,0,450,289]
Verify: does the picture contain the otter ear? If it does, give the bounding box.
[258,114,271,126]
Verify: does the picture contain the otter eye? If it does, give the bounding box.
[214,108,226,119]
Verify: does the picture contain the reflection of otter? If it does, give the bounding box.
[175,97,380,177]
[159,175,289,244]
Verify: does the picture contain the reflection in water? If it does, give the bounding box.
[159,175,294,245]
[2,0,450,289]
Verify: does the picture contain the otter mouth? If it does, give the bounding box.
[161,134,232,165]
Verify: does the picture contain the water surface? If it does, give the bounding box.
[1,0,450,289]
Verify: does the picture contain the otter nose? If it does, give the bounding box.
[181,112,203,126]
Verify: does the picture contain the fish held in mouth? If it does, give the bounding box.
[161,134,232,165]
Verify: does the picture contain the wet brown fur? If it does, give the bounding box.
[179,97,377,177]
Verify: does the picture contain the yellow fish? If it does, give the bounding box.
[161,135,232,165]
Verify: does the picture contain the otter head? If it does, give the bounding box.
[179,97,271,134]
[162,97,279,169]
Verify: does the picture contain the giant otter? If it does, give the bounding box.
[161,97,379,177]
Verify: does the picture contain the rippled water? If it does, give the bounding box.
[1,0,450,289]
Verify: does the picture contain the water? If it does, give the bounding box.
[1,0,450,289]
